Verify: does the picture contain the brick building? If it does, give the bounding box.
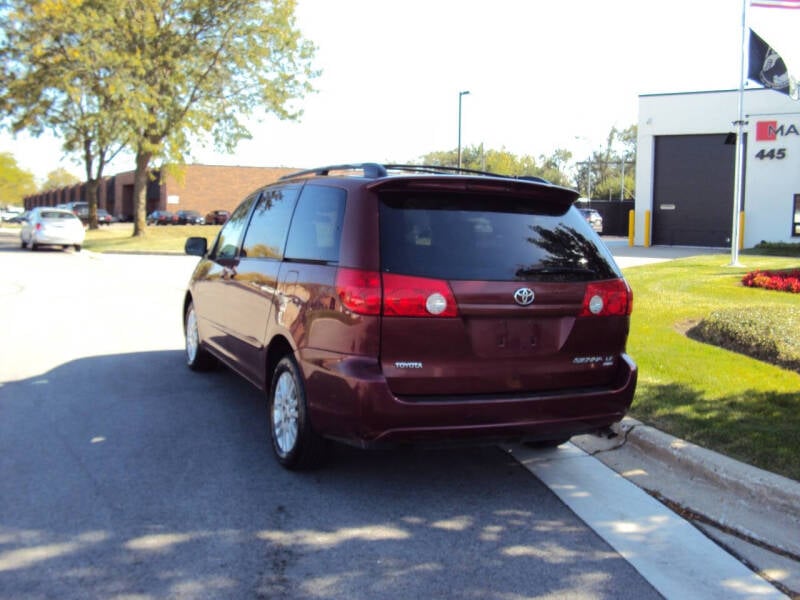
[23,164,300,220]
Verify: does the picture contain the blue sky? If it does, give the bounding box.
[1,0,782,184]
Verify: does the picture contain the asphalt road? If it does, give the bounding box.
[0,237,669,599]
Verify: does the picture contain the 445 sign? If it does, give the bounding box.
[755,148,786,160]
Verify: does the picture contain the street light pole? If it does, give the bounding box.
[458,90,470,169]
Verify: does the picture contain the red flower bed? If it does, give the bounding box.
[742,268,800,293]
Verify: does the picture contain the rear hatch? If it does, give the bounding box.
[372,177,631,398]
[41,211,83,235]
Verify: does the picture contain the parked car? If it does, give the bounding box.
[147,210,178,225]
[67,202,89,217]
[7,211,29,224]
[1,206,24,222]
[20,207,85,251]
[579,208,604,233]
[183,163,636,470]
[204,209,230,225]
[176,209,205,225]
[96,209,117,225]
[73,205,116,225]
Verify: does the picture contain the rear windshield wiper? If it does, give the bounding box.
[515,266,597,279]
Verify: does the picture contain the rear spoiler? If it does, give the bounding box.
[366,176,580,210]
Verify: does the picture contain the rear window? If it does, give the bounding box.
[40,211,79,221]
[379,193,619,282]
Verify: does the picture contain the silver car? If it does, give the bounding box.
[20,207,86,252]
[579,208,604,233]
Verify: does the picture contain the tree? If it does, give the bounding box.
[415,145,573,185]
[112,0,318,235]
[1,0,131,228]
[574,125,637,201]
[0,0,318,235]
[535,148,573,188]
[0,152,36,206]
[41,168,80,192]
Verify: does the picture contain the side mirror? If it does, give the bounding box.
[185,236,208,257]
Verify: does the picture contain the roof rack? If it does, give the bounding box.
[279,163,388,180]
[279,162,551,184]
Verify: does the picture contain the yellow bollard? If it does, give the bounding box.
[628,210,635,247]
[644,210,651,248]
[739,211,745,250]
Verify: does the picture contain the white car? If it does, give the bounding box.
[1,206,24,221]
[20,207,86,252]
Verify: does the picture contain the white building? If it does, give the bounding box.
[635,88,800,247]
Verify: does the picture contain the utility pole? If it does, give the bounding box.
[457,90,470,169]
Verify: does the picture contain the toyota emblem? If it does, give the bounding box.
[514,287,535,306]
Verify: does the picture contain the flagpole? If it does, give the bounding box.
[730,0,749,267]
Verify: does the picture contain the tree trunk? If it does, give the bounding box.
[132,151,152,237]
[86,178,99,230]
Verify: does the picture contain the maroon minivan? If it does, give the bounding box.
[183,164,636,469]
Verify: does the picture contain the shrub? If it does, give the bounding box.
[745,241,800,257]
[688,306,800,374]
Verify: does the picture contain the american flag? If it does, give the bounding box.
[751,0,800,7]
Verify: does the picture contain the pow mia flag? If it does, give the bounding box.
[748,28,799,99]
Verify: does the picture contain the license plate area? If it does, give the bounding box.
[467,318,569,358]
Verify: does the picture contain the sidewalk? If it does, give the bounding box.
[603,237,724,267]
[571,422,800,598]
[597,242,800,598]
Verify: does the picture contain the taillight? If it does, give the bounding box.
[336,268,381,315]
[35,223,42,231]
[335,269,459,318]
[383,273,458,318]
[580,279,633,317]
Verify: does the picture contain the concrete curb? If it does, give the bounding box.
[615,417,800,522]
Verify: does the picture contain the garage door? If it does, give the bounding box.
[652,134,743,247]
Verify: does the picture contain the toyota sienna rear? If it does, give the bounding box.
[183,163,637,469]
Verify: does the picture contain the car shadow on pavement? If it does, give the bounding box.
[0,351,661,600]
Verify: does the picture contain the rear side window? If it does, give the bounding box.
[379,194,619,282]
[284,185,346,263]
[241,186,299,259]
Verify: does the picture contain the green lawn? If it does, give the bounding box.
[624,254,800,481]
[83,223,221,253]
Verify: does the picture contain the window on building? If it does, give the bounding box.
[794,194,800,237]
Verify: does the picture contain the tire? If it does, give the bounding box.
[20,239,27,249]
[31,242,39,251]
[184,302,216,371]
[269,356,326,470]
[74,244,81,252]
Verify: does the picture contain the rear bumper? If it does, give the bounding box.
[32,232,84,245]
[300,351,637,447]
